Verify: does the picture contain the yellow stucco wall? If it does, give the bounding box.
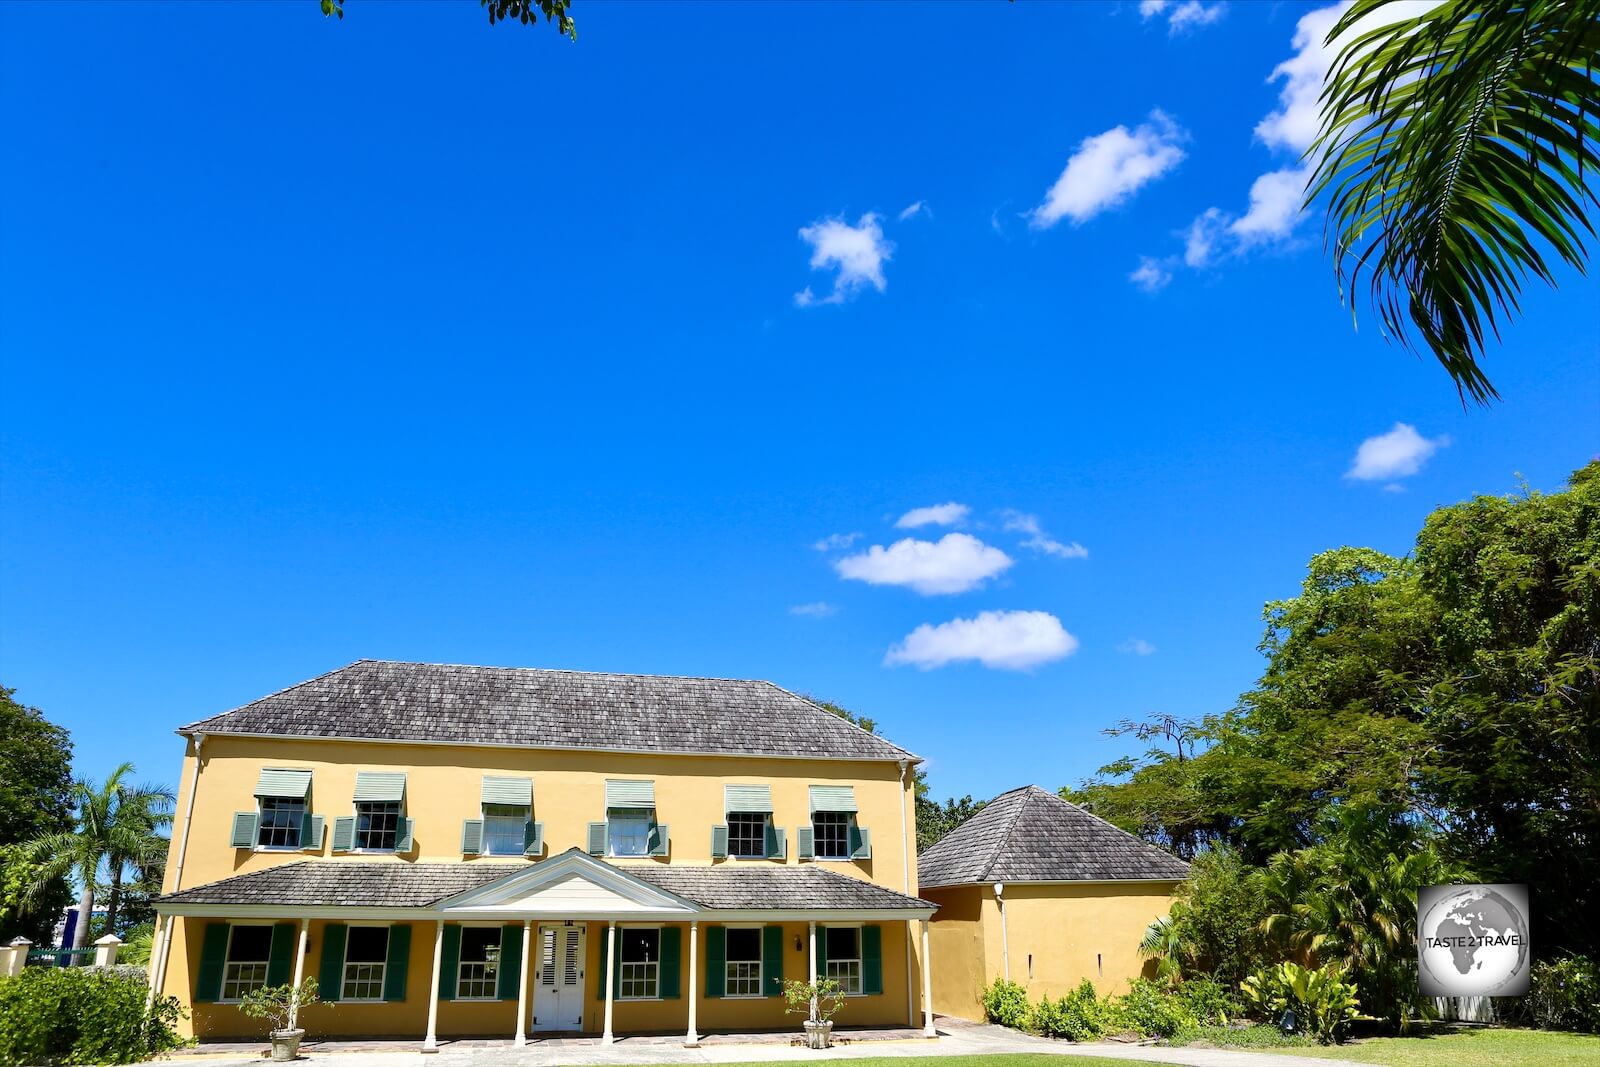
[170,917,916,1039]
[157,733,925,1039]
[924,881,1178,1022]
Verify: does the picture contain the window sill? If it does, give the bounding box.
[722,994,765,1000]
[617,996,663,1002]
[453,996,501,1003]
[338,998,385,1005]
[253,846,304,854]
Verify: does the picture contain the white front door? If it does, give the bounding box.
[532,924,586,1032]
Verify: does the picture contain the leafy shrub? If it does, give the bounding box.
[1108,977,1196,1037]
[1241,961,1359,1043]
[1519,955,1600,1033]
[1170,1023,1318,1049]
[980,978,1032,1030]
[0,967,187,1065]
[1031,979,1105,1041]
[1171,975,1240,1026]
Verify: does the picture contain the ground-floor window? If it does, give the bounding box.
[724,927,762,997]
[342,926,389,1001]
[457,927,502,999]
[222,924,273,1001]
[619,927,660,999]
[824,926,862,994]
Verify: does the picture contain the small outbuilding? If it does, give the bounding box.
[917,785,1189,1021]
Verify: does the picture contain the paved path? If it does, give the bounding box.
[154,1020,1377,1067]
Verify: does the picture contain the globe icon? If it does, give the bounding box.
[1418,886,1530,996]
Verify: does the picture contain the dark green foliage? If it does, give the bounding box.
[1509,955,1600,1033]
[1161,847,1271,988]
[1168,976,1240,1027]
[320,0,577,39]
[980,979,1032,1030]
[1109,978,1194,1038]
[0,968,187,1065]
[0,688,74,944]
[1030,979,1106,1041]
[1311,0,1600,403]
[1170,1023,1318,1049]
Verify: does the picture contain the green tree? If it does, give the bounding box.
[20,764,173,953]
[1311,0,1600,403]
[319,0,577,39]
[0,688,75,943]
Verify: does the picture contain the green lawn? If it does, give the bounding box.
[1246,1027,1600,1067]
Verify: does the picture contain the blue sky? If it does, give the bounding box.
[2,1,1595,804]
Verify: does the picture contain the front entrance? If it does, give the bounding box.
[531,924,586,1032]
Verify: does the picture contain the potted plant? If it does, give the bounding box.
[783,976,846,1049]
[238,978,321,1061]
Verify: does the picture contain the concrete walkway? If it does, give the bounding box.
[152,1018,1379,1067]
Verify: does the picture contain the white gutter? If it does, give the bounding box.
[150,732,204,1011]
[995,882,1009,981]
[899,758,914,1026]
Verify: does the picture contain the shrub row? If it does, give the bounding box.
[981,976,1241,1042]
[0,967,188,1066]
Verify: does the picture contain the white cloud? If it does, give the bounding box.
[813,532,861,552]
[1001,510,1089,559]
[789,602,838,618]
[794,213,892,307]
[897,201,927,221]
[1229,165,1313,245]
[835,533,1012,596]
[1139,0,1168,14]
[1183,207,1228,268]
[1141,0,1226,34]
[1346,423,1450,481]
[885,610,1079,671]
[1118,638,1157,656]
[895,502,970,529]
[1129,256,1175,292]
[1029,111,1187,228]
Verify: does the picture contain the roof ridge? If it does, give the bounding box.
[354,659,786,686]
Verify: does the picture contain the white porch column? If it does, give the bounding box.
[920,920,936,1037]
[515,921,532,1046]
[602,921,617,1045]
[423,920,445,1053]
[143,918,167,1010]
[807,921,818,1016]
[288,918,311,1028]
[685,921,700,1046]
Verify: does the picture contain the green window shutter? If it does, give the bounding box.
[302,814,325,852]
[481,775,532,806]
[524,821,543,856]
[353,772,406,803]
[587,822,607,856]
[649,823,670,857]
[711,825,728,859]
[332,816,355,853]
[814,927,827,981]
[659,926,681,999]
[461,819,484,856]
[862,925,883,995]
[496,924,522,1000]
[724,784,774,813]
[230,812,258,849]
[762,926,784,996]
[808,785,858,812]
[705,926,725,998]
[437,925,461,1001]
[266,923,296,986]
[396,817,415,853]
[596,931,609,999]
[318,923,348,1003]
[766,824,786,859]
[797,825,814,860]
[383,924,411,1002]
[193,923,230,1002]
[850,825,872,859]
[254,768,313,799]
[604,779,656,807]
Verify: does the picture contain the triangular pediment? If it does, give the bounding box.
[437,848,697,918]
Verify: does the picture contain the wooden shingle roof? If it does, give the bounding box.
[916,785,1189,888]
[183,660,915,763]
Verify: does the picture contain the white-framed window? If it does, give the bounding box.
[355,801,401,851]
[608,808,653,858]
[727,813,767,858]
[812,811,853,860]
[342,925,389,1002]
[221,923,273,1002]
[256,796,305,849]
[618,927,660,999]
[824,926,862,995]
[724,927,762,997]
[456,926,502,1000]
[482,803,529,856]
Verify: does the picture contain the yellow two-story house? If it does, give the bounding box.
[150,660,937,1048]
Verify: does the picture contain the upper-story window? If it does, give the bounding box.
[596,780,667,858]
[806,785,868,861]
[258,797,305,849]
[481,775,535,856]
[349,772,410,853]
[727,813,767,858]
[231,768,318,853]
[717,784,783,860]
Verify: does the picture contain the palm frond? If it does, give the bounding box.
[1310,0,1600,403]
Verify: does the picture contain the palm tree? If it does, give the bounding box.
[21,763,173,954]
[1310,0,1600,403]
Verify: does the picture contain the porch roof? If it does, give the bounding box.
[156,854,936,916]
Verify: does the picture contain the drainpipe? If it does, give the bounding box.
[899,759,913,1026]
[150,733,204,1011]
[995,883,1009,981]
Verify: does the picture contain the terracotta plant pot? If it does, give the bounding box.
[269,1028,305,1062]
[803,1020,833,1049]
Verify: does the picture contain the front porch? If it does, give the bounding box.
[152,850,939,1049]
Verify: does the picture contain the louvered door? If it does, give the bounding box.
[532,925,586,1031]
